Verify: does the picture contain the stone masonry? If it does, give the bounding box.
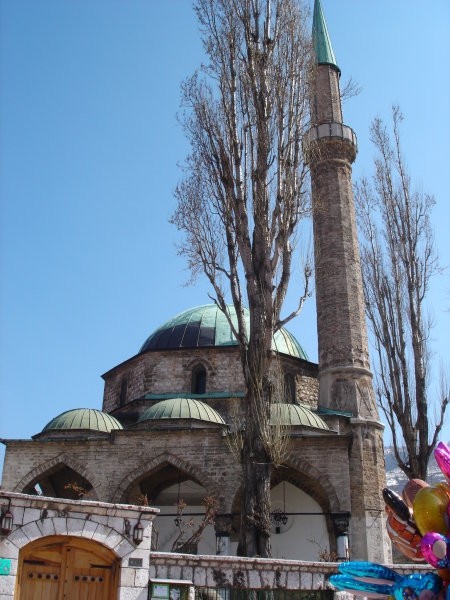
[305,21,389,561]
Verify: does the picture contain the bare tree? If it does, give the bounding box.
[355,105,448,481]
[171,496,218,553]
[171,0,312,557]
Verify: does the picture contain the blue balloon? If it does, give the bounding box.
[329,574,392,596]
[337,561,402,582]
[329,561,443,600]
[391,573,442,600]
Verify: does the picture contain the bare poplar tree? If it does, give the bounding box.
[355,105,448,481]
[171,0,312,557]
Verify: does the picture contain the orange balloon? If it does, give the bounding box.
[402,478,428,509]
[385,506,423,561]
[413,483,450,536]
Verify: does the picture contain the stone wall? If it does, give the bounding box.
[2,431,352,517]
[149,551,338,590]
[102,346,319,418]
[102,347,246,413]
[149,552,431,591]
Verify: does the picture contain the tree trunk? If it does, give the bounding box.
[240,429,272,557]
[171,0,313,556]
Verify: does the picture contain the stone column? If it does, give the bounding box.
[332,512,350,560]
[214,514,232,556]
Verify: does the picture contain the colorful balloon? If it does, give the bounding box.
[386,506,424,561]
[383,486,424,561]
[413,484,450,536]
[421,532,450,569]
[436,443,450,484]
[336,560,402,582]
[384,487,413,522]
[403,479,429,509]
[329,561,443,600]
[345,443,450,600]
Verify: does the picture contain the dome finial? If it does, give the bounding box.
[312,0,340,73]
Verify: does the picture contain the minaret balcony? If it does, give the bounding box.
[303,122,357,163]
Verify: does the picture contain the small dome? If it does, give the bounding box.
[270,403,329,430]
[139,398,225,425]
[140,304,308,359]
[42,409,123,433]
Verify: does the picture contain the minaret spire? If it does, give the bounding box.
[312,0,340,73]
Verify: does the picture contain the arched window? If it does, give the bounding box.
[191,365,207,394]
[284,372,296,404]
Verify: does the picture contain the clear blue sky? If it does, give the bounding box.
[1,1,449,472]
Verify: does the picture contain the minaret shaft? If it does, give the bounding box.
[308,62,377,420]
[312,65,343,124]
[312,149,370,371]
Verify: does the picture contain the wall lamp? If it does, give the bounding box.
[133,514,144,545]
[1,499,13,536]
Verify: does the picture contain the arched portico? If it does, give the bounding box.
[228,459,344,560]
[114,453,220,554]
[113,451,221,504]
[14,454,100,500]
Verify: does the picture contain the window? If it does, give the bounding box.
[284,373,296,404]
[191,365,207,394]
[119,378,128,406]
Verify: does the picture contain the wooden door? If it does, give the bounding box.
[20,561,60,600]
[16,535,119,600]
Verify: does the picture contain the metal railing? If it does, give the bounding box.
[195,588,334,600]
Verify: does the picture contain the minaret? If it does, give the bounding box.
[305,0,390,561]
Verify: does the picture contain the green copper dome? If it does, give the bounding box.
[140,305,308,360]
[270,403,329,430]
[139,398,226,425]
[42,409,123,433]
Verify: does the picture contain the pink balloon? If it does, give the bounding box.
[435,442,450,483]
[421,531,449,569]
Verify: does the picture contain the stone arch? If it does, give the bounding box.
[270,456,343,558]
[229,455,341,518]
[112,451,221,505]
[228,455,342,547]
[14,453,101,500]
[184,356,216,375]
[13,529,123,555]
[7,511,134,559]
[279,454,342,513]
[185,357,216,394]
[191,363,207,394]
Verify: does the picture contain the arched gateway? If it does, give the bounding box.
[16,535,119,600]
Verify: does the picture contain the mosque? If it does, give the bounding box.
[0,1,391,598]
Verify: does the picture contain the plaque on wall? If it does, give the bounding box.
[0,559,11,576]
[128,557,143,568]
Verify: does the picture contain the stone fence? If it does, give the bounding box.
[149,551,430,592]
